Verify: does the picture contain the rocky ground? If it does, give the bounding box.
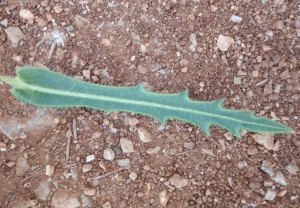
[0,0,300,207]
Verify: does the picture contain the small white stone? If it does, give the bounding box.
[261,160,275,177]
[230,15,242,23]
[217,34,234,51]
[45,165,54,176]
[82,164,93,173]
[102,201,111,208]
[86,155,95,163]
[19,9,34,24]
[189,33,197,46]
[0,19,8,27]
[168,174,188,189]
[120,138,134,153]
[265,189,277,201]
[129,118,139,126]
[54,6,64,13]
[234,77,241,85]
[181,67,188,73]
[146,146,161,154]
[103,148,115,161]
[184,142,195,149]
[84,188,96,196]
[224,132,234,140]
[82,70,90,79]
[285,163,299,175]
[137,128,152,143]
[159,190,169,206]
[140,44,147,53]
[271,171,287,186]
[129,172,137,181]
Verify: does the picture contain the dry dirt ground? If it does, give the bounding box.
[0,0,300,207]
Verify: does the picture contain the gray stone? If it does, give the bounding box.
[271,171,287,186]
[51,190,80,208]
[261,160,274,177]
[35,180,50,201]
[16,157,30,176]
[264,189,277,201]
[4,26,26,48]
[116,158,130,167]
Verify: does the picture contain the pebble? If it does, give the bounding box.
[252,70,259,77]
[159,190,169,206]
[34,180,50,201]
[261,160,275,177]
[140,44,147,53]
[271,171,287,186]
[184,142,195,149]
[179,59,189,67]
[84,188,96,196]
[16,157,30,176]
[189,33,197,46]
[263,84,273,95]
[51,191,80,208]
[116,158,130,167]
[86,155,95,163]
[230,15,242,23]
[234,77,241,85]
[137,65,147,74]
[19,9,34,24]
[279,70,290,80]
[180,67,187,73]
[129,172,137,181]
[82,164,93,173]
[45,165,54,176]
[6,161,16,167]
[120,138,134,153]
[137,127,152,142]
[247,145,257,155]
[217,34,234,51]
[112,145,122,155]
[275,20,284,29]
[285,163,299,175]
[54,6,64,14]
[210,5,218,12]
[146,146,161,154]
[5,26,26,48]
[0,19,8,27]
[224,132,234,140]
[168,174,188,189]
[252,133,274,150]
[264,180,273,187]
[103,148,115,161]
[262,45,272,51]
[265,30,274,38]
[102,201,111,208]
[81,193,93,207]
[278,190,287,197]
[264,189,277,201]
[274,0,285,5]
[129,118,139,126]
[82,70,90,80]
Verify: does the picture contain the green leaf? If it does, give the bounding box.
[0,67,291,137]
